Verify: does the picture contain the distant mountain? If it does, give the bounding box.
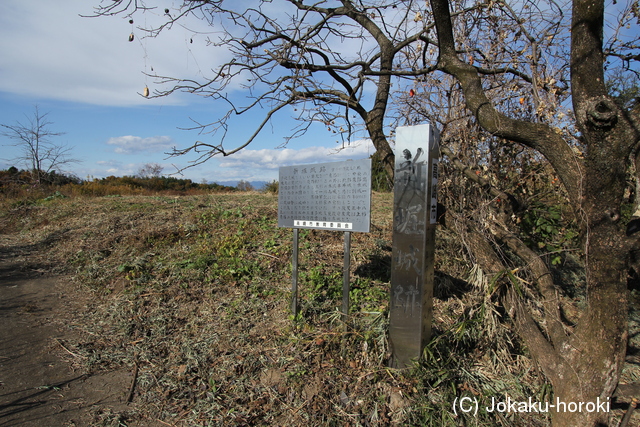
[212,180,269,190]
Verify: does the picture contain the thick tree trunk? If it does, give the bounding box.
[430,0,639,424]
[463,214,627,426]
[564,0,635,420]
[547,222,628,426]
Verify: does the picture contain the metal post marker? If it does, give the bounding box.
[389,123,440,368]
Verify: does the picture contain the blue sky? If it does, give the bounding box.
[1,1,636,184]
[0,0,375,183]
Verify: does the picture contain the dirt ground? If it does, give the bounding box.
[0,236,146,427]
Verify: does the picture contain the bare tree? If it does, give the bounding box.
[236,180,254,191]
[91,0,408,178]
[137,162,164,178]
[92,1,640,426]
[1,106,78,183]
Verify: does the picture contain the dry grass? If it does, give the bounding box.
[3,190,619,426]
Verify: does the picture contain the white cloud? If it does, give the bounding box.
[0,0,231,107]
[220,141,373,168]
[106,135,174,154]
[81,159,176,178]
[96,160,121,167]
[0,0,388,108]
[215,140,375,181]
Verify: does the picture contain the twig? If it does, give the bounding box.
[127,356,139,403]
[256,251,278,259]
[384,367,397,381]
[55,338,85,359]
[619,398,638,427]
[138,292,163,298]
[356,368,388,382]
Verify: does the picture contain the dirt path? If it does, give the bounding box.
[0,237,137,426]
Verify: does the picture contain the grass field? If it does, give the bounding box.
[5,190,629,426]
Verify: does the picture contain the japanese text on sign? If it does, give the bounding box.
[278,159,372,232]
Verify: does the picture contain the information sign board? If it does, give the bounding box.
[278,158,372,232]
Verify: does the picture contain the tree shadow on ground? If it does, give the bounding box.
[354,253,471,300]
[0,375,87,419]
[354,253,391,283]
[433,271,472,300]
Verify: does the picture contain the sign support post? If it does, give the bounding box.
[389,124,440,368]
[342,231,351,324]
[292,228,300,317]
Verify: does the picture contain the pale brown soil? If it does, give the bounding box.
[0,236,151,427]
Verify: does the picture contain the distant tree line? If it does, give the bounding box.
[94,174,236,192]
[0,167,238,197]
[0,166,81,187]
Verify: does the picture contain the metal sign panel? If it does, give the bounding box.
[278,158,372,232]
[389,123,440,368]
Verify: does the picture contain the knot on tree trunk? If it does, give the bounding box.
[606,208,621,223]
[587,96,618,129]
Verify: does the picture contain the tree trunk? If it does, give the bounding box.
[429,0,639,424]
[563,0,635,419]
[547,217,628,426]
[462,213,627,426]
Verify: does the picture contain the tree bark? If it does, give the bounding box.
[430,0,640,424]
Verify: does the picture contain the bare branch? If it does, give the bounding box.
[1,106,78,182]
[489,220,569,349]
[429,0,584,209]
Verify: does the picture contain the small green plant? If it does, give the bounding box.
[117,257,152,282]
[221,207,244,219]
[520,202,578,264]
[304,264,342,301]
[178,253,218,270]
[349,277,388,312]
[263,236,278,250]
[42,190,67,202]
